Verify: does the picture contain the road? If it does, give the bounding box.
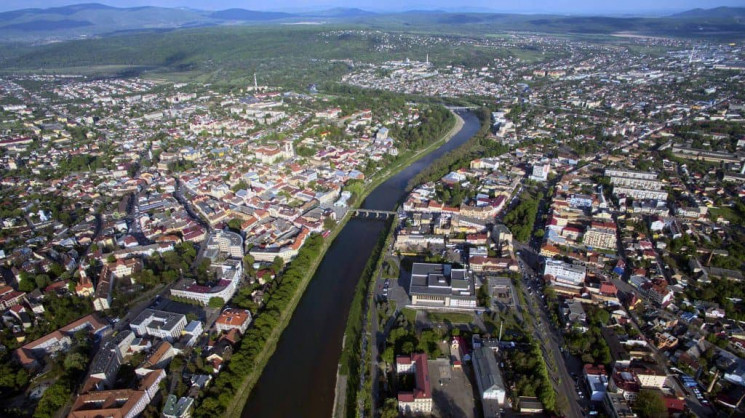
[174,178,211,231]
[515,249,587,418]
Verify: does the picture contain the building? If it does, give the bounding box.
[68,389,150,418]
[205,230,243,259]
[492,224,513,256]
[543,259,586,286]
[130,309,187,342]
[472,346,506,405]
[517,397,543,414]
[612,187,668,201]
[608,367,641,402]
[88,345,123,388]
[14,314,110,369]
[629,361,667,389]
[396,353,433,414]
[584,364,609,402]
[530,164,549,182]
[69,368,164,418]
[163,395,194,418]
[604,392,637,418]
[604,169,658,180]
[215,309,252,334]
[170,260,242,306]
[408,263,477,308]
[583,222,617,250]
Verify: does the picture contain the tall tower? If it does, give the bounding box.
[426,53,429,65]
[254,73,258,92]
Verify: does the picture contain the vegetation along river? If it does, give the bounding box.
[241,110,481,418]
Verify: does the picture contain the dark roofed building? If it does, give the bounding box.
[408,263,476,308]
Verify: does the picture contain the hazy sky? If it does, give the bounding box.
[0,0,741,14]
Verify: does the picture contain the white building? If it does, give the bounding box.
[544,259,586,286]
[130,309,187,342]
[530,164,549,182]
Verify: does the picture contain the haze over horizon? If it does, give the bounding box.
[0,0,742,15]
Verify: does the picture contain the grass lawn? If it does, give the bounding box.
[402,307,417,324]
[427,311,474,324]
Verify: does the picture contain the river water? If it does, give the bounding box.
[240,110,481,418]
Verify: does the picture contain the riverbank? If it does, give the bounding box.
[356,109,462,203]
[220,108,461,418]
[335,213,398,418]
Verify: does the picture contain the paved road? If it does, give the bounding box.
[516,252,586,418]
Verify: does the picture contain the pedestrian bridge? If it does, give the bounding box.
[352,209,397,219]
[446,105,478,111]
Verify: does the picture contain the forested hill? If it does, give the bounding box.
[0,3,744,42]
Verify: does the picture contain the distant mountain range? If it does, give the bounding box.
[671,6,745,19]
[0,3,743,42]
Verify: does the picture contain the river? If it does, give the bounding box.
[240,110,481,418]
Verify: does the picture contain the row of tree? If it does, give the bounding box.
[503,193,541,242]
[194,233,324,416]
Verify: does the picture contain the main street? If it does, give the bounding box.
[514,242,587,418]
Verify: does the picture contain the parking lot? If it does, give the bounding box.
[427,358,480,418]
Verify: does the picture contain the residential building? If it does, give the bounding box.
[396,353,433,414]
[215,309,252,334]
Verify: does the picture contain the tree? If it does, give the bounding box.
[63,352,88,372]
[227,218,243,232]
[106,254,117,264]
[323,216,336,231]
[634,390,666,418]
[208,297,225,308]
[35,274,51,289]
[380,398,399,418]
[271,256,284,274]
[477,282,491,307]
[243,254,255,274]
[18,275,36,292]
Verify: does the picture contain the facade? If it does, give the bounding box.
[609,177,665,191]
[612,187,668,201]
[408,263,477,308]
[472,346,506,405]
[396,353,433,414]
[583,222,617,250]
[604,169,658,180]
[543,259,586,286]
[130,309,187,342]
